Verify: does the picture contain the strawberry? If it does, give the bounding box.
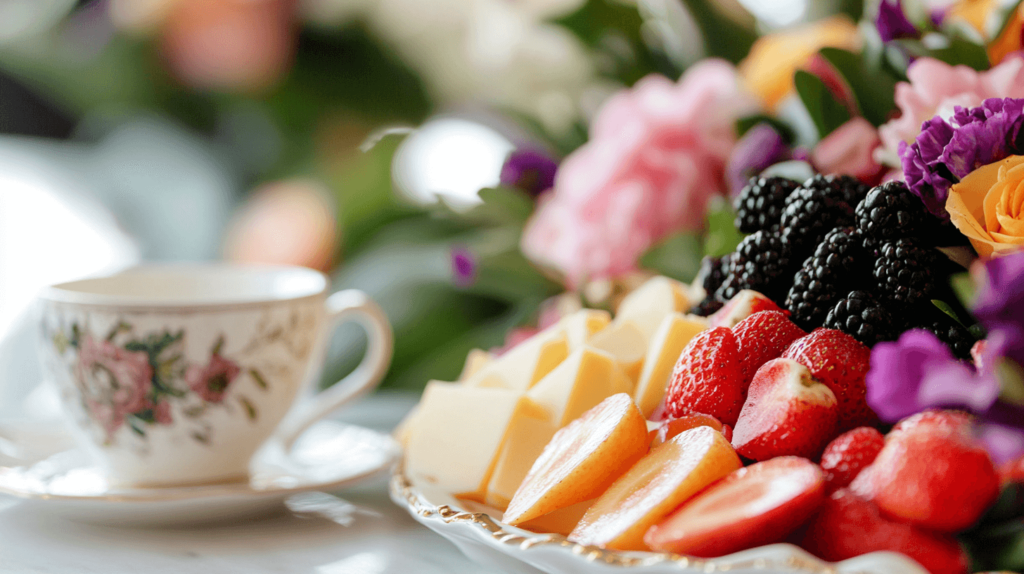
[799,489,970,574]
[851,416,999,532]
[649,413,731,447]
[665,327,746,425]
[1001,453,1024,484]
[731,358,838,461]
[646,457,825,557]
[888,409,973,437]
[819,427,884,493]
[782,328,876,432]
[708,290,782,329]
[732,311,806,380]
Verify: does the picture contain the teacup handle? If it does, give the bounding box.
[274,289,393,450]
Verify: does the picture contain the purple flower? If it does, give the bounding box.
[500,149,558,197]
[901,98,1024,217]
[876,0,918,42]
[975,252,1024,366]
[725,123,790,197]
[866,330,1001,422]
[450,246,477,288]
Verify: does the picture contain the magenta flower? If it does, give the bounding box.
[901,97,1024,217]
[875,0,918,42]
[450,246,477,288]
[975,251,1024,366]
[186,354,241,403]
[500,149,558,197]
[725,123,789,197]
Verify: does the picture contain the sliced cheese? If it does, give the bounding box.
[393,404,420,447]
[588,321,646,388]
[557,309,611,350]
[464,331,569,392]
[633,313,709,417]
[406,382,548,499]
[485,415,557,509]
[614,276,691,342]
[527,347,634,428]
[458,348,492,382]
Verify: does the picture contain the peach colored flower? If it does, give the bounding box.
[989,3,1024,65]
[947,155,1024,257]
[739,16,860,111]
[811,117,884,183]
[521,61,758,287]
[876,57,1024,167]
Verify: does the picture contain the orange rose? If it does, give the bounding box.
[947,155,1024,257]
[989,3,1024,65]
[738,16,860,111]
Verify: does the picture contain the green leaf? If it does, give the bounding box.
[702,198,744,257]
[931,299,963,325]
[639,232,703,283]
[677,0,758,64]
[818,47,897,127]
[556,0,663,84]
[462,187,536,225]
[794,70,852,140]
[250,369,269,390]
[893,36,989,71]
[950,272,977,309]
[239,397,258,421]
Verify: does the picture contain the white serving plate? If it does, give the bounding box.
[389,463,931,574]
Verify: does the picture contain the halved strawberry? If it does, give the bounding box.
[820,427,884,493]
[665,327,746,426]
[851,416,999,533]
[708,290,782,329]
[782,328,875,432]
[732,358,838,461]
[649,413,731,447]
[799,489,969,574]
[646,457,825,557]
[732,311,806,380]
[888,409,973,438]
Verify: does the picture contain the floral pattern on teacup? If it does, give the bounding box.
[54,323,262,445]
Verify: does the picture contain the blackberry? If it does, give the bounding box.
[734,176,799,234]
[873,239,942,306]
[856,181,928,242]
[785,227,869,330]
[833,174,871,206]
[693,255,729,316]
[825,291,898,347]
[780,175,857,258]
[918,316,976,359]
[693,298,724,317]
[715,230,793,305]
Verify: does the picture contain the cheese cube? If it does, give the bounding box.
[556,309,611,350]
[527,348,634,427]
[485,415,557,509]
[587,321,647,387]
[633,313,709,417]
[464,331,569,391]
[614,276,691,342]
[406,382,548,498]
[458,349,492,382]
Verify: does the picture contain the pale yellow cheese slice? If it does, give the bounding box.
[587,321,647,388]
[464,331,569,391]
[527,347,634,427]
[556,309,611,350]
[458,348,493,382]
[485,415,557,509]
[405,382,548,499]
[633,313,709,417]
[613,276,691,342]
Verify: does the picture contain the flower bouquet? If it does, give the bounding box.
[403,1,1024,572]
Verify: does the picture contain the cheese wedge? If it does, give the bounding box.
[458,349,492,382]
[464,331,569,391]
[614,276,691,342]
[527,347,634,427]
[556,309,611,350]
[588,321,647,387]
[406,382,548,499]
[634,313,709,417]
[485,415,557,509]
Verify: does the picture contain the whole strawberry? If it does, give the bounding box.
[782,328,875,432]
[732,311,806,380]
[799,489,970,574]
[889,409,973,437]
[665,327,746,425]
[851,415,999,532]
[820,427,884,493]
[731,358,838,461]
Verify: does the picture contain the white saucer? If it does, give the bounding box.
[0,420,400,526]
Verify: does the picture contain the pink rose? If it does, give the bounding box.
[876,56,1024,167]
[811,117,883,183]
[75,335,154,438]
[521,61,758,287]
[186,354,242,403]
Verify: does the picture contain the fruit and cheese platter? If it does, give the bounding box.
[391,174,1024,574]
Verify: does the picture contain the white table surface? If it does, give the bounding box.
[0,391,491,574]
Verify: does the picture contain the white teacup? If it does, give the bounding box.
[37,264,392,487]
